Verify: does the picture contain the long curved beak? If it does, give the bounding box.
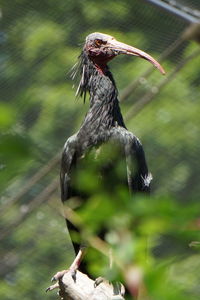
[108,39,165,75]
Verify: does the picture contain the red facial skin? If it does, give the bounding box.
[85,44,116,74]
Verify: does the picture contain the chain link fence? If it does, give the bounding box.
[1,1,200,299]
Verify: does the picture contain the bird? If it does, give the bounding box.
[48,32,165,289]
[61,31,165,252]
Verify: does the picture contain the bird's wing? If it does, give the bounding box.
[60,134,78,203]
[125,134,152,193]
[109,127,152,193]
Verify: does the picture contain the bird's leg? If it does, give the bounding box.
[46,246,86,292]
[68,245,87,280]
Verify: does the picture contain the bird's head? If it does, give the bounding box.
[84,32,165,75]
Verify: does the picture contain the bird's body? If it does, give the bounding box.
[60,33,166,256]
[60,32,165,257]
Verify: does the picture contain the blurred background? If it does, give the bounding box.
[1,0,200,299]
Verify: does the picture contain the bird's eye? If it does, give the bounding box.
[95,39,102,46]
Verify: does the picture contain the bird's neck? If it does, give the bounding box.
[78,56,126,131]
[89,67,125,127]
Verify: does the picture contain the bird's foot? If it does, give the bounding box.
[46,246,86,292]
[94,277,125,297]
[46,282,59,292]
[46,270,69,293]
[51,270,68,282]
[94,276,107,287]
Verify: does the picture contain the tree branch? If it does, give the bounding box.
[59,271,125,300]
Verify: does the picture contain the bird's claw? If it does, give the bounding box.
[113,282,125,296]
[46,282,59,292]
[94,276,107,287]
[70,268,77,282]
[51,270,68,282]
[46,270,69,293]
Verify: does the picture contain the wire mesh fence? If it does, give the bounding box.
[1,0,200,299]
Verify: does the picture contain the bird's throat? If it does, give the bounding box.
[90,53,115,75]
[94,62,107,75]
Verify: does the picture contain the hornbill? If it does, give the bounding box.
[48,32,165,287]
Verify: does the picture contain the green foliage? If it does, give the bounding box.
[75,183,200,299]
